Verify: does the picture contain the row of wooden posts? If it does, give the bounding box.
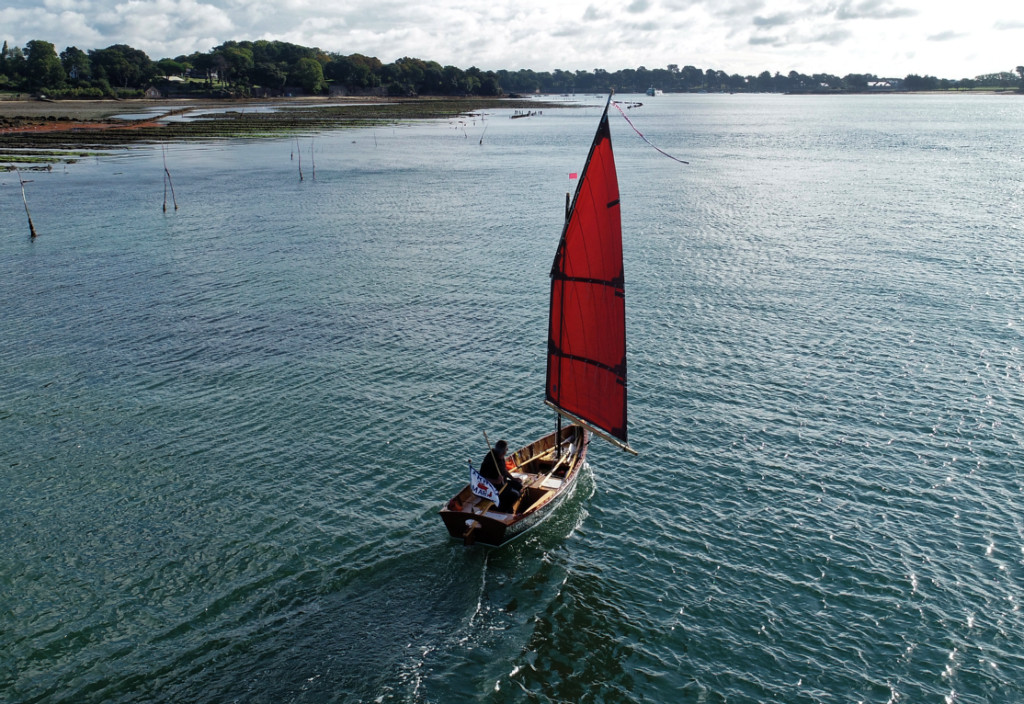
[17,136,332,238]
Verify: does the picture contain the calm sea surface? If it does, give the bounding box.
[2,93,1023,703]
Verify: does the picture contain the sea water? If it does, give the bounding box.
[2,93,1023,702]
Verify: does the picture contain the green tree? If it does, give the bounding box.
[156,58,184,77]
[291,57,325,93]
[842,73,873,91]
[813,73,841,90]
[478,74,501,96]
[904,73,939,91]
[61,46,91,82]
[680,65,702,91]
[385,56,425,95]
[3,45,27,88]
[25,40,64,91]
[324,53,381,91]
[1,43,27,84]
[252,61,288,91]
[212,43,254,87]
[90,44,155,89]
[442,64,466,93]
[188,51,215,83]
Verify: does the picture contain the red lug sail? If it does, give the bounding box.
[546,99,629,448]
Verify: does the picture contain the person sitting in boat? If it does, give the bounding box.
[479,440,523,512]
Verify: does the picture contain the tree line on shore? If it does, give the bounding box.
[2,38,1022,99]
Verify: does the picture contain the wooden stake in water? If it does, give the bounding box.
[296,137,304,181]
[310,138,316,181]
[162,146,178,211]
[16,169,38,238]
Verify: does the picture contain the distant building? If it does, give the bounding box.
[867,79,904,91]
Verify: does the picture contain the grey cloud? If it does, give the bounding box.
[834,0,917,20]
[663,0,764,16]
[752,12,798,28]
[927,30,965,41]
[552,24,585,38]
[748,23,852,49]
[810,27,853,44]
[712,0,766,18]
[627,0,651,13]
[660,0,703,10]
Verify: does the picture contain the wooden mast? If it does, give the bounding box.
[545,93,634,456]
[555,190,571,461]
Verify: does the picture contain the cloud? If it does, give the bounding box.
[748,23,852,48]
[42,0,91,10]
[660,0,703,9]
[810,27,852,44]
[752,12,798,28]
[705,0,764,17]
[0,0,1019,81]
[630,20,661,31]
[834,0,917,21]
[927,30,965,41]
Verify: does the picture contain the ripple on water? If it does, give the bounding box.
[2,95,1024,703]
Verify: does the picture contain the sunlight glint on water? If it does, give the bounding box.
[1,93,1023,703]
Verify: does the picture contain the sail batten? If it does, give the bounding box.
[546,344,626,378]
[545,96,628,449]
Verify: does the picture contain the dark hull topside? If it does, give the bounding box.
[440,425,589,546]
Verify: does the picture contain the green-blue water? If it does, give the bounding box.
[2,94,1023,703]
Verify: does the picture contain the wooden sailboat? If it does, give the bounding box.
[440,95,635,547]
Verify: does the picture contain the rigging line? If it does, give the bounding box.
[611,101,690,164]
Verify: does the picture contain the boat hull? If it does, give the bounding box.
[440,425,590,547]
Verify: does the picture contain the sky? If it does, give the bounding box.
[2,0,1022,79]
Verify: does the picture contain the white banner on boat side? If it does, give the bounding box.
[469,462,501,503]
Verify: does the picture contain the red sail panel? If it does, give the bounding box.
[546,105,627,445]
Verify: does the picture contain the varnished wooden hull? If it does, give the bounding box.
[440,425,590,547]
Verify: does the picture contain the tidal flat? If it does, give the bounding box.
[0,95,559,169]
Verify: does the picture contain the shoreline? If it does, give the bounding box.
[0,95,393,121]
[2,90,1016,167]
[1,87,1016,122]
[3,87,1016,115]
[0,96,562,166]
